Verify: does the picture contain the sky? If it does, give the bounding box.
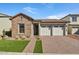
[0,3,79,19]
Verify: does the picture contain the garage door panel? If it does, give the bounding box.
[40,25,64,36]
[40,26,51,36]
[72,27,79,34]
[52,26,64,36]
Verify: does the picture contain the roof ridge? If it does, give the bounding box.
[10,13,34,20]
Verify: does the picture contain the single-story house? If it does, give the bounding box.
[10,13,69,38]
[0,13,79,38]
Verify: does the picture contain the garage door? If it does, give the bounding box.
[72,27,79,34]
[40,25,51,36]
[52,25,64,36]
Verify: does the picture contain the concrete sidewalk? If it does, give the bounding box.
[23,37,36,53]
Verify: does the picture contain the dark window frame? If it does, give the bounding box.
[18,23,25,33]
[72,16,77,22]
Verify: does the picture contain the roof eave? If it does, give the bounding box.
[10,13,34,21]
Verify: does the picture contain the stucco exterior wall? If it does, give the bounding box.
[0,17,11,35]
[69,16,79,24]
[62,16,70,21]
[62,15,79,24]
[61,15,79,35]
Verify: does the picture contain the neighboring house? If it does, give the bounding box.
[0,13,11,36]
[61,14,79,34]
[10,13,69,38]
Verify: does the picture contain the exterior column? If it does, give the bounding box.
[50,25,52,36]
[65,24,68,35]
[64,25,66,36]
[38,22,40,36]
[31,23,34,36]
[64,24,67,36]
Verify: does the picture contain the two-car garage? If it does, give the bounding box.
[40,24,65,36]
[33,19,68,36]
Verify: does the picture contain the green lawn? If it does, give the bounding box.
[33,39,43,53]
[0,40,29,52]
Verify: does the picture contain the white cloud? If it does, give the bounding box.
[47,15,59,19]
[46,13,68,19]
[23,7,37,14]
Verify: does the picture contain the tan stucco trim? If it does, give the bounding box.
[40,23,66,25]
[68,24,79,26]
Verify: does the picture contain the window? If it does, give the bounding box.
[54,25,58,27]
[59,25,63,27]
[72,16,77,22]
[41,25,46,27]
[18,23,25,33]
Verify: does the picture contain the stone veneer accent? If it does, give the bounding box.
[12,15,33,38]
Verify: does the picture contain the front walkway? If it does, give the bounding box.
[23,37,36,53]
[40,36,79,54]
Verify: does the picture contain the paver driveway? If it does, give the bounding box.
[40,36,79,54]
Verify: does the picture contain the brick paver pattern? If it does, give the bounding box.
[40,36,79,54]
[23,37,36,53]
